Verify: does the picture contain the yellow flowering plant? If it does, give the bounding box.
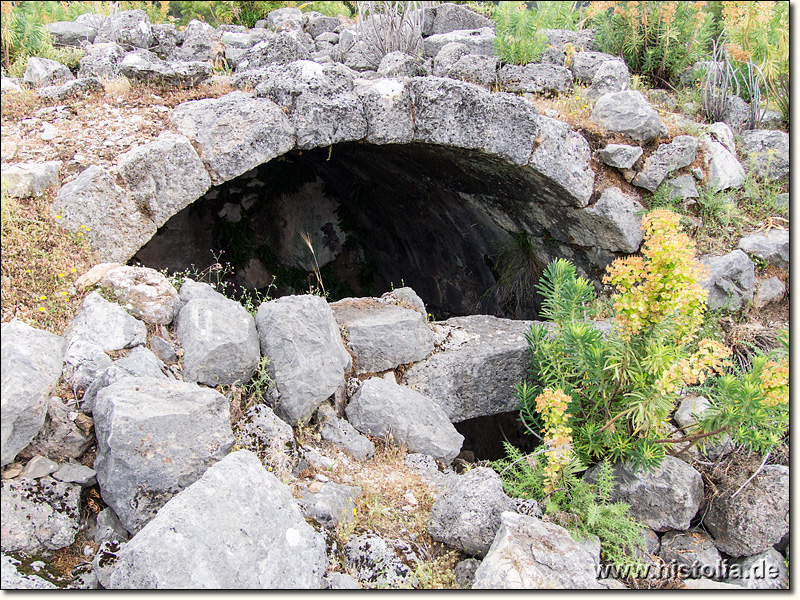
[517,209,784,473]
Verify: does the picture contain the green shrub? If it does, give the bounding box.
[519,211,734,472]
[589,1,714,86]
[492,1,548,66]
[694,328,788,456]
[531,1,589,31]
[516,209,788,479]
[721,1,789,124]
[493,443,647,569]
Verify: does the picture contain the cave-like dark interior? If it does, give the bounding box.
[135,141,557,319]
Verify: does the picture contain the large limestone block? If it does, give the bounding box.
[255,295,351,425]
[107,450,327,588]
[255,60,367,150]
[699,250,755,311]
[1,321,66,466]
[403,315,539,422]
[100,266,179,325]
[592,90,665,144]
[427,467,517,557]
[331,297,434,373]
[584,457,704,532]
[529,116,595,208]
[345,376,464,464]
[172,91,296,184]
[51,165,157,264]
[409,76,540,167]
[703,465,789,557]
[472,512,602,589]
[64,291,147,352]
[117,132,211,229]
[1,477,81,555]
[93,377,235,533]
[176,285,260,387]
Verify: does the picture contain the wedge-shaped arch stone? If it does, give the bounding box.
[255,60,367,150]
[354,77,415,145]
[106,450,327,589]
[51,165,156,264]
[118,132,211,229]
[529,116,594,208]
[409,77,539,167]
[171,91,296,184]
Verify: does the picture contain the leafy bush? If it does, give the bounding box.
[518,211,736,473]
[694,329,788,456]
[589,1,714,86]
[492,1,547,65]
[493,443,646,568]
[531,1,589,31]
[517,209,788,479]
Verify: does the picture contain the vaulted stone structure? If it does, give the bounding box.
[53,63,645,318]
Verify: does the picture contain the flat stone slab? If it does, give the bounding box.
[331,297,434,373]
[403,315,541,422]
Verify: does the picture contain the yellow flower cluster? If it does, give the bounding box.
[604,210,707,343]
[535,388,574,492]
[760,359,788,407]
[655,339,732,397]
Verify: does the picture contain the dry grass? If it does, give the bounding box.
[1,187,96,333]
[291,435,464,589]
[49,530,97,582]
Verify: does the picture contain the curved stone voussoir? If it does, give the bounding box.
[118,131,211,228]
[254,60,367,150]
[354,77,415,145]
[529,116,594,208]
[51,165,157,264]
[409,77,539,167]
[171,91,296,185]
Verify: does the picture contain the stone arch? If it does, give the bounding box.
[53,61,644,317]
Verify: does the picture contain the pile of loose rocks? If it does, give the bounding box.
[1,263,789,589]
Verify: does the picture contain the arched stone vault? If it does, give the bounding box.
[53,61,645,318]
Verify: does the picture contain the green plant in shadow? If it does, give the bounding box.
[488,230,545,319]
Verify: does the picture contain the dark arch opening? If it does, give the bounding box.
[454,411,539,462]
[135,141,554,319]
